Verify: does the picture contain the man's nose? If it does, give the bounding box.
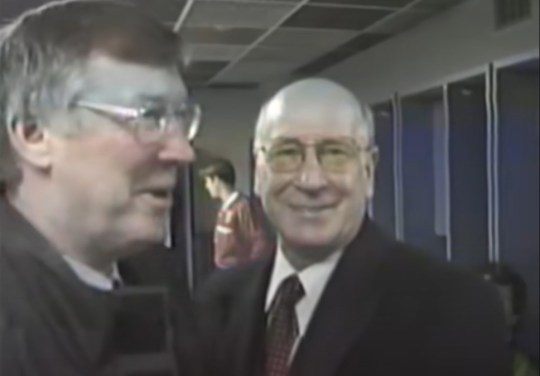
[158,132,195,164]
[295,148,328,192]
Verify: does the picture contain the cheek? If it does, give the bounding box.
[257,171,289,204]
[331,173,369,218]
[52,135,152,205]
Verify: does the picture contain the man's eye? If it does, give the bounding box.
[276,147,300,156]
[269,146,302,160]
[321,143,355,157]
[324,147,348,155]
[140,108,164,120]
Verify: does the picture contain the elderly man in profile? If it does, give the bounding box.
[196,78,512,376]
[0,1,201,375]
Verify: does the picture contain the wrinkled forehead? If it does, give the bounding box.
[263,96,361,142]
[77,54,187,106]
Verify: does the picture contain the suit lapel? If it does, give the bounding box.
[289,219,391,376]
[226,258,273,376]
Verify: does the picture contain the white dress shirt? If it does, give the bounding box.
[63,256,122,291]
[265,246,344,360]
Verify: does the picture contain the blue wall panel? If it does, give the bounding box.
[497,62,539,361]
[372,101,396,238]
[448,77,490,266]
[401,93,447,261]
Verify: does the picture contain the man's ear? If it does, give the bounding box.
[253,153,263,198]
[370,146,379,168]
[254,173,261,198]
[364,146,379,199]
[7,119,53,171]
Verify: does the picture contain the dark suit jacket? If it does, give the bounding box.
[0,198,199,376]
[196,218,512,376]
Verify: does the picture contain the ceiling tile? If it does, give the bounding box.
[295,32,391,75]
[203,0,301,2]
[186,2,297,28]
[308,0,415,8]
[261,28,358,48]
[369,9,433,34]
[344,32,391,51]
[244,45,329,64]
[184,70,217,83]
[185,78,212,87]
[206,82,260,90]
[215,61,293,82]
[185,44,246,61]
[184,61,229,79]
[282,5,393,30]
[181,26,266,45]
[125,0,187,24]
[414,0,468,11]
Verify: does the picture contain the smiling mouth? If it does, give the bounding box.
[289,204,335,215]
[141,188,174,207]
[147,189,171,199]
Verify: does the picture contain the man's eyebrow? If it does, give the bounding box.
[133,94,188,107]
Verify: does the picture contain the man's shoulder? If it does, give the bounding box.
[228,193,251,211]
[374,237,501,318]
[195,259,268,303]
[0,242,39,321]
[384,239,489,291]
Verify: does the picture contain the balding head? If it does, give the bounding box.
[252,78,378,269]
[254,78,374,149]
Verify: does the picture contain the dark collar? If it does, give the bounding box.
[0,197,86,285]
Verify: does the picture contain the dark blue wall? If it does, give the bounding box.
[448,78,490,266]
[401,94,447,261]
[497,65,539,361]
[372,101,396,238]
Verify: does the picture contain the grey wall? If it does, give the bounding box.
[191,88,265,232]
[323,0,539,104]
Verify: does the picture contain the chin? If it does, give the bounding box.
[283,231,337,250]
[124,219,167,247]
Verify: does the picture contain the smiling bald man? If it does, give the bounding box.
[196,78,511,376]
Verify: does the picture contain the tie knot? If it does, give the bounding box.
[275,274,304,308]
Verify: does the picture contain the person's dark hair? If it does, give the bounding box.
[477,263,527,319]
[0,0,184,192]
[199,159,236,188]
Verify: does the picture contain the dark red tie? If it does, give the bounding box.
[264,274,305,376]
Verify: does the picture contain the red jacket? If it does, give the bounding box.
[214,193,274,269]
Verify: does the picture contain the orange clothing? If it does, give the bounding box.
[214,193,274,269]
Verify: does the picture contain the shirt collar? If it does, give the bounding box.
[265,245,344,312]
[63,255,122,291]
[221,191,240,210]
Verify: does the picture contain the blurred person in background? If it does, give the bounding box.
[478,263,539,376]
[200,158,274,269]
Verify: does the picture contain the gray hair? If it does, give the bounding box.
[0,0,183,191]
[253,78,375,151]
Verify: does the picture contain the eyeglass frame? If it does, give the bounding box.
[255,137,377,174]
[73,99,201,142]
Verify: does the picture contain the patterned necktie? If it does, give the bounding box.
[264,274,305,376]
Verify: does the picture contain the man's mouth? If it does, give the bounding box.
[140,187,174,208]
[289,204,336,217]
[146,188,171,199]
